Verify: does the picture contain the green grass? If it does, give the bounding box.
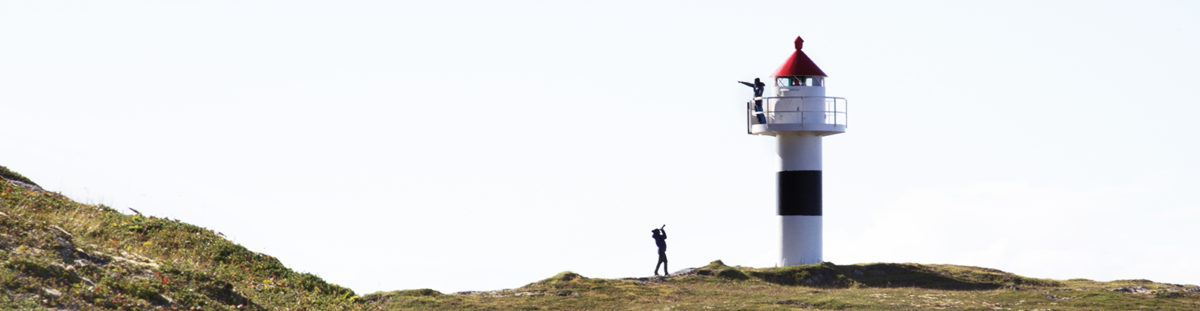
[365,260,1200,310]
[733,261,1062,289]
[4,164,1199,310]
[1,171,365,310]
[0,165,38,188]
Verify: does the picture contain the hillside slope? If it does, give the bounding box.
[1,166,364,310]
[3,165,1198,310]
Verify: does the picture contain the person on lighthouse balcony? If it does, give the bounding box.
[652,225,669,276]
[739,78,766,124]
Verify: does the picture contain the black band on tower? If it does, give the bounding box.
[778,171,822,216]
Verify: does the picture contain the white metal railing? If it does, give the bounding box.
[747,96,847,133]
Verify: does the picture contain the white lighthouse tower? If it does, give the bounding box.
[746,36,847,266]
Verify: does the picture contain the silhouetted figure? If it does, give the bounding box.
[652,224,668,276]
[739,78,767,124]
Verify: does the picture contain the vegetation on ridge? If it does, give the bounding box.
[0,165,38,188]
[1,171,362,310]
[368,260,1200,310]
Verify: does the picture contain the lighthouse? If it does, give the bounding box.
[745,36,847,266]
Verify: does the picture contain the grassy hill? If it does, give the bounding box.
[367,260,1200,310]
[3,165,1199,310]
[1,166,363,310]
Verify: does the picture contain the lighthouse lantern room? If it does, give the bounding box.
[745,36,847,266]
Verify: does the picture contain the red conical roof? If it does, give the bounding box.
[774,36,827,77]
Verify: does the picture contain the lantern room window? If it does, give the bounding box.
[776,76,823,87]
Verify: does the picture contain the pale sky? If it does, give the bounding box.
[3,0,1199,294]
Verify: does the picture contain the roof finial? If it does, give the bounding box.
[794,36,804,50]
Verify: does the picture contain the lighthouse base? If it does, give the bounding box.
[780,215,822,266]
